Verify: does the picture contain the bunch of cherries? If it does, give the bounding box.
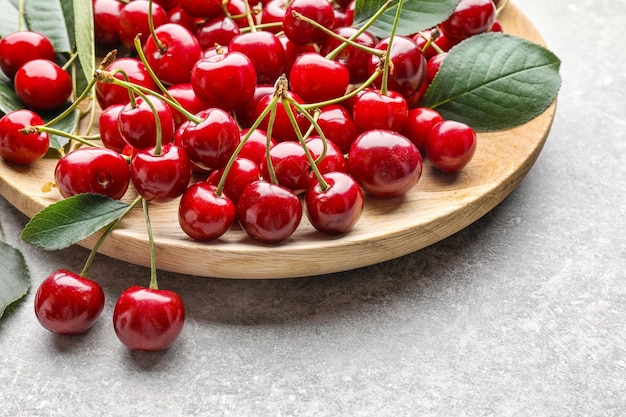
[0,0,502,351]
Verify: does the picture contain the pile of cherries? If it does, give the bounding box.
[0,0,502,351]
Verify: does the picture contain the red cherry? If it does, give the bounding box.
[191,51,257,112]
[118,95,176,150]
[401,107,444,156]
[113,286,185,352]
[224,0,252,28]
[179,108,241,170]
[207,157,261,206]
[315,104,358,154]
[259,140,310,192]
[348,129,423,198]
[0,109,49,165]
[289,52,350,103]
[143,23,203,86]
[177,0,222,18]
[55,147,131,199]
[278,34,317,76]
[0,31,55,78]
[260,0,288,34]
[178,181,236,241]
[234,84,275,128]
[283,0,335,45]
[253,91,310,142]
[95,58,159,109]
[196,16,241,51]
[319,26,378,84]
[352,89,409,133]
[426,120,477,173]
[304,136,348,183]
[129,143,192,203]
[228,31,285,85]
[439,0,497,45]
[237,180,303,244]
[118,0,168,49]
[99,104,127,153]
[167,6,198,33]
[93,0,124,46]
[34,270,105,336]
[166,83,206,127]
[14,59,72,111]
[305,171,364,235]
[426,52,447,84]
[238,128,277,166]
[412,29,453,60]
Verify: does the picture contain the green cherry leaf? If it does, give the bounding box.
[22,0,72,53]
[0,239,31,320]
[0,0,24,37]
[73,0,95,83]
[421,33,562,131]
[21,194,131,251]
[353,0,460,38]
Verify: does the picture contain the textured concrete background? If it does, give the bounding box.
[2,1,625,415]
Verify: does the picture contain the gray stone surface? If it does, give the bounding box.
[2,1,625,416]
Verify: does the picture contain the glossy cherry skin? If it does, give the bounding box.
[260,0,288,34]
[55,147,130,199]
[412,29,453,60]
[118,0,168,49]
[426,120,477,173]
[34,270,105,336]
[426,52,447,84]
[166,83,206,128]
[319,26,378,84]
[118,95,175,150]
[401,107,444,156]
[368,35,427,100]
[229,31,285,85]
[207,157,261,206]
[177,0,222,18]
[178,181,236,241]
[305,171,364,235]
[253,91,310,143]
[99,104,127,153]
[439,0,496,45]
[167,6,198,33]
[238,128,277,166]
[278,35,317,76]
[260,141,310,192]
[289,52,350,104]
[304,136,348,185]
[143,23,203,86]
[0,31,55,78]
[130,143,192,203]
[196,16,241,51]
[352,89,409,133]
[234,84,275,128]
[93,0,124,46]
[179,108,241,170]
[113,286,185,352]
[237,180,303,244]
[191,51,257,112]
[96,58,159,110]
[0,109,49,165]
[348,129,423,198]
[14,59,72,111]
[283,0,335,45]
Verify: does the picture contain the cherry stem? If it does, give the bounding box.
[20,125,100,148]
[495,0,510,16]
[61,51,79,72]
[142,198,159,290]
[300,67,382,111]
[133,35,179,106]
[80,196,143,277]
[147,0,167,53]
[17,0,24,32]
[380,0,405,96]
[416,29,445,55]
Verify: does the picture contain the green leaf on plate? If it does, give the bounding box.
[421,33,561,131]
[0,239,31,319]
[353,0,460,38]
[21,193,130,251]
[73,0,95,83]
[45,108,79,150]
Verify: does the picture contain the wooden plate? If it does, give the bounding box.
[0,3,556,279]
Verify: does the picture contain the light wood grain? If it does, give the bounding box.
[0,3,556,279]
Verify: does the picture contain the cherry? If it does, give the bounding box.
[95,58,159,110]
[177,0,222,18]
[113,286,185,351]
[319,26,378,84]
[55,147,131,200]
[260,140,310,192]
[143,23,203,86]
[439,0,497,45]
[224,0,252,29]
[253,91,310,143]
[401,107,444,156]
[167,6,198,34]
[278,35,317,76]
[179,108,241,170]
[152,0,178,11]
[289,52,350,104]
[314,104,357,154]
[283,0,335,45]
[426,52,447,84]
[118,0,168,50]
[93,0,124,46]
[304,136,348,183]
[368,35,427,100]
[412,29,452,60]
[130,143,192,203]
[191,50,257,112]
[14,59,72,111]
[178,181,236,241]
[426,120,477,173]
[352,89,409,133]
[207,157,261,206]
[228,31,285,85]
[0,109,49,165]
[348,129,422,198]
[118,95,176,150]
[99,104,127,153]
[305,171,364,235]
[238,128,277,166]
[196,16,241,51]
[34,270,105,336]
[260,0,288,34]
[234,83,275,128]
[0,31,55,78]
[237,180,303,244]
[166,83,206,127]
